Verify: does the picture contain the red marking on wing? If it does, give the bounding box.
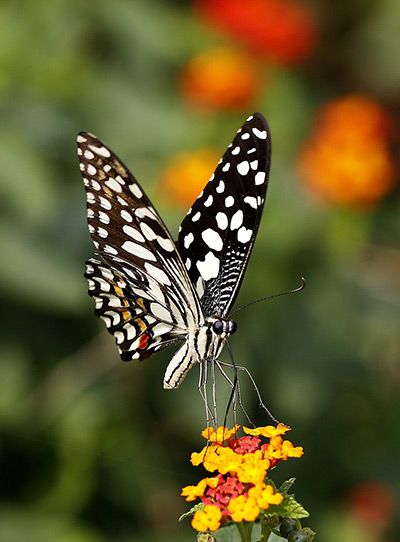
[139,333,150,350]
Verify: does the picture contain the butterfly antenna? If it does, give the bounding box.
[232,277,306,315]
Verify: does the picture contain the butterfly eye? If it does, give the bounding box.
[212,321,224,334]
[229,320,238,334]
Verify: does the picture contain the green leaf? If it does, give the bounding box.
[179,502,204,522]
[279,478,297,495]
[266,496,310,520]
[215,524,241,542]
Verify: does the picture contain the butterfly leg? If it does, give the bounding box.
[198,359,217,427]
[217,358,280,425]
[215,359,252,428]
[211,358,218,426]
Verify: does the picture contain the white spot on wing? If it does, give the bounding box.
[140,222,157,241]
[241,132,250,140]
[216,180,225,193]
[192,211,201,222]
[202,228,223,251]
[252,128,267,139]
[87,164,97,175]
[105,177,122,192]
[121,210,132,222]
[104,244,118,255]
[255,171,266,185]
[130,183,143,198]
[196,277,205,297]
[204,195,213,207]
[122,241,156,261]
[244,196,257,209]
[230,210,244,230]
[225,196,234,207]
[237,161,250,175]
[117,196,128,206]
[216,212,228,230]
[150,302,173,321]
[100,196,112,210]
[184,232,194,248]
[135,207,156,220]
[114,331,124,344]
[99,211,110,224]
[196,251,220,281]
[231,146,240,155]
[123,225,146,242]
[90,145,111,158]
[237,226,253,243]
[222,162,230,172]
[145,263,171,286]
[157,237,174,252]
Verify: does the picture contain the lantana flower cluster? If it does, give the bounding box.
[181,424,303,532]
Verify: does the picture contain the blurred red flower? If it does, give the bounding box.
[161,149,219,207]
[348,481,396,530]
[180,47,261,111]
[195,0,318,65]
[298,94,397,209]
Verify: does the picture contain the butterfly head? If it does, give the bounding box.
[211,318,237,337]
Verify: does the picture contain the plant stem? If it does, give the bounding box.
[260,522,272,541]
[235,522,253,542]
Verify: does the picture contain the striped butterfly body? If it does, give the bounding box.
[78,113,271,389]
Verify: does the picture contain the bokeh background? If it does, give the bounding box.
[1,1,399,541]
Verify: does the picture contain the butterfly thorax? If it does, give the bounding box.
[163,316,237,389]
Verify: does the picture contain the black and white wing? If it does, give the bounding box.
[77,132,204,362]
[177,113,271,317]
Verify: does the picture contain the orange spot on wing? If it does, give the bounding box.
[114,285,123,296]
[135,318,147,332]
[136,297,146,310]
[113,284,129,306]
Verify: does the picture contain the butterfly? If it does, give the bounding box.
[78,113,271,390]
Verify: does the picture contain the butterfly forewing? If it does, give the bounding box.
[177,113,271,317]
[78,132,204,361]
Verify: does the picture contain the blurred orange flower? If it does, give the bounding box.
[161,149,219,207]
[195,0,318,65]
[314,94,394,144]
[298,94,397,209]
[181,47,261,110]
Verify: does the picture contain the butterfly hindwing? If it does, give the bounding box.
[78,132,204,361]
[85,257,183,360]
[177,113,271,317]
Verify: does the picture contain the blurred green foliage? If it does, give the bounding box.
[0,1,399,541]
